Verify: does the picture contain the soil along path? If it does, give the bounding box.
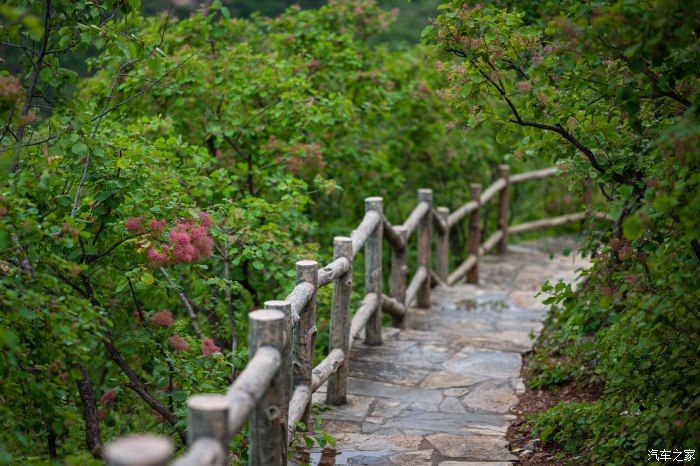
[304,236,589,466]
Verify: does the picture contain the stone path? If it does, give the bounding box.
[304,237,589,466]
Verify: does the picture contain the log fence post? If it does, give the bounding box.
[498,164,511,253]
[248,309,286,466]
[467,183,482,284]
[327,237,352,404]
[264,300,293,443]
[417,189,433,308]
[186,394,229,466]
[436,207,449,283]
[364,197,383,346]
[390,226,408,328]
[104,436,173,466]
[293,260,318,430]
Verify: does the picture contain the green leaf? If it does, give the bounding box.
[72,142,88,155]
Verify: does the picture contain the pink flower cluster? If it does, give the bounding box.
[125,212,215,265]
[168,335,189,351]
[202,337,221,357]
[151,310,173,327]
[168,214,214,263]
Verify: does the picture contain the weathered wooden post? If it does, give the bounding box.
[264,300,292,442]
[248,309,286,466]
[186,394,229,466]
[498,164,511,253]
[390,226,408,328]
[104,435,173,466]
[327,236,352,404]
[364,197,383,346]
[467,183,482,284]
[417,189,433,307]
[294,260,318,428]
[436,207,450,282]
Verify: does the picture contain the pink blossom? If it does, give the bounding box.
[125,216,144,233]
[172,242,197,263]
[99,389,116,405]
[169,228,190,245]
[202,337,221,356]
[198,212,213,228]
[151,310,173,327]
[146,246,169,264]
[149,219,167,232]
[168,335,189,351]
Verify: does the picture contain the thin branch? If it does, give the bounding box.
[10,0,51,173]
[159,266,204,338]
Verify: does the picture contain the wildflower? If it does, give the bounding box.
[168,227,190,245]
[151,310,173,327]
[172,242,197,263]
[146,246,169,264]
[168,335,189,351]
[198,212,213,228]
[125,216,144,233]
[149,219,167,232]
[99,389,116,405]
[202,337,221,356]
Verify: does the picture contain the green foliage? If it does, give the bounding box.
[1,0,553,462]
[427,1,699,463]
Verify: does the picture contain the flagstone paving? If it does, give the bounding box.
[302,236,589,466]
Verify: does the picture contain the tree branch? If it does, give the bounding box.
[10,0,51,173]
[75,364,103,458]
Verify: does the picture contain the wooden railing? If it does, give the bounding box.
[104,165,592,466]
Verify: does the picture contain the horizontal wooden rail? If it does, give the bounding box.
[225,345,281,433]
[510,166,557,183]
[172,438,225,466]
[432,208,448,234]
[311,348,345,392]
[405,265,429,308]
[381,293,406,318]
[448,200,478,228]
[351,210,381,257]
[509,212,586,234]
[480,229,505,255]
[285,281,314,323]
[480,177,506,204]
[318,257,351,288]
[383,217,406,251]
[401,201,430,240]
[287,385,311,441]
[447,254,477,286]
[349,293,380,349]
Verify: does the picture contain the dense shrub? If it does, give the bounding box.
[427,0,699,463]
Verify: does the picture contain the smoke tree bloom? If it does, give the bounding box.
[149,219,167,232]
[168,335,189,351]
[125,216,144,233]
[151,310,173,327]
[202,337,221,356]
[146,246,169,264]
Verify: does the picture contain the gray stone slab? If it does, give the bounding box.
[442,347,521,379]
[426,433,516,461]
[346,377,444,405]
